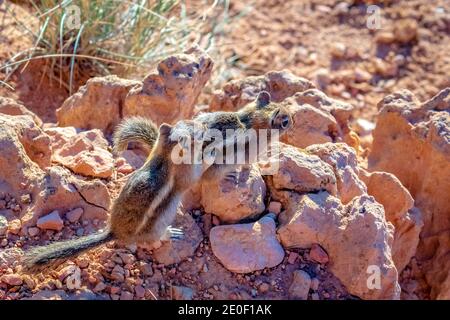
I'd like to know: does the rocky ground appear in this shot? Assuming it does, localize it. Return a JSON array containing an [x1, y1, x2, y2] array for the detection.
[[0, 0, 449, 300], [217, 0, 450, 122]]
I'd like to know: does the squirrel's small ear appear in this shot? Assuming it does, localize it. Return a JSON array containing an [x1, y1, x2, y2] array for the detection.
[[159, 123, 172, 136], [256, 91, 271, 109]]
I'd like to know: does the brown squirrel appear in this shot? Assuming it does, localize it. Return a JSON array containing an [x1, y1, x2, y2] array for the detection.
[[22, 120, 218, 269]]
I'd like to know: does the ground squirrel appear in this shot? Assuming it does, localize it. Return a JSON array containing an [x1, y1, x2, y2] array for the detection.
[[22, 120, 218, 269], [22, 92, 291, 269]]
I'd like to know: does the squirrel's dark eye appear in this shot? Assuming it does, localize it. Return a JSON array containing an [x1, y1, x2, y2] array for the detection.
[[281, 115, 290, 129]]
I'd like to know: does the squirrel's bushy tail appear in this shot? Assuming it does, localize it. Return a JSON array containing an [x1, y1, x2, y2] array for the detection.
[[113, 116, 158, 154], [22, 230, 114, 270]]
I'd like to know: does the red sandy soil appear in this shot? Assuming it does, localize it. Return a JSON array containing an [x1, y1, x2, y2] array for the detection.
[[2, 1, 450, 123], [217, 0, 450, 121]]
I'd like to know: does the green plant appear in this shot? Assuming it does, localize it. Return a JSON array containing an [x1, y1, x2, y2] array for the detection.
[[1, 0, 250, 94]]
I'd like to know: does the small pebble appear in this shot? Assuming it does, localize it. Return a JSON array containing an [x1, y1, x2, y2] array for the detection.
[[120, 291, 134, 300], [268, 201, 282, 214], [309, 244, 329, 264], [288, 251, 299, 264], [258, 282, 270, 293], [76, 228, 84, 237], [27, 227, 40, 237]]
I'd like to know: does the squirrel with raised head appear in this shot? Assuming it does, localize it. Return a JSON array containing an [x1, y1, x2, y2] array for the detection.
[[113, 91, 292, 178], [22, 120, 218, 269]]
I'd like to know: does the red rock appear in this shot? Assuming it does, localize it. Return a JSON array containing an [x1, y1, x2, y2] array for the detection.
[[51, 129, 113, 178], [310, 278, 320, 291], [118, 253, 136, 265], [44, 126, 77, 150], [93, 282, 107, 292], [265, 143, 337, 196], [22, 275, 36, 289], [354, 68, 372, 83], [287, 251, 299, 264], [135, 285, 145, 299], [210, 215, 284, 273], [258, 283, 270, 293], [0, 216, 7, 236], [58, 265, 77, 282], [37, 210, 64, 231], [8, 219, 21, 234], [310, 244, 329, 264], [288, 270, 311, 300], [110, 286, 121, 295], [369, 89, 450, 298], [139, 262, 153, 277], [210, 70, 314, 112], [57, 75, 140, 134], [277, 192, 399, 299], [75, 257, 90, 269], [58, 49, 212, 133], [65, 208, 83, 223], [20, 194, 31, 204], [268, 201, 282, 214], [376, 31, 395, 44], [330, 42, 346, 59], [201, 165, 266, 223], [118, 150, 145, 171], [124, 46, 213, 126], [27, 227, 40, 237], [0, 121, 111, 228], [111, 265, 125, 282], [171, 286, 194, 300], [1, 274, 23, 286], [212, 215, 220, 226], [0, 114, 51, 171], [152, 210, 203, 265], [0, 97, 43, 127], [284, 89, 354, 148], [53, 131, 114, 179], [120, 291, 134, 300], [360, 170, 422, 273], [313, 68, 331, 89], [393, 19, 418, 44], [65, 267, 81, 290], [305, 143, 366, 204], [374, 58, 398, 77], [115, 157, 134, 174]]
